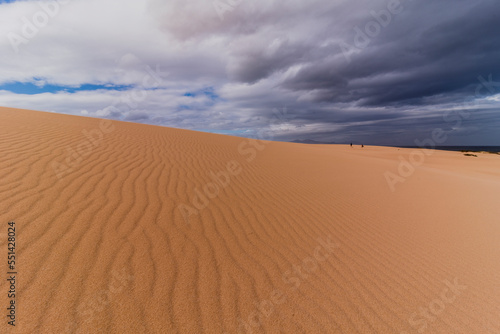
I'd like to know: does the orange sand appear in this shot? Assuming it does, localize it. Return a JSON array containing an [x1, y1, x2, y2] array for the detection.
[[1, 106, 499, 333]]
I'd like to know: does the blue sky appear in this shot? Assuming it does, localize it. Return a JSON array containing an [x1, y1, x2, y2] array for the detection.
[[0, 81, 132, 94]]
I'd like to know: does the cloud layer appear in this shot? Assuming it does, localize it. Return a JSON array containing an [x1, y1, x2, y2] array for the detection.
[[1, 0, 499, 145]]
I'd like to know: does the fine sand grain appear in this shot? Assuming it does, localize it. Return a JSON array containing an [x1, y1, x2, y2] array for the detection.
[[1, 106, 500, 333]]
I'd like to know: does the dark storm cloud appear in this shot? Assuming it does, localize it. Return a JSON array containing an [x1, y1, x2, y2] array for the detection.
[[275, 107, 500, 146], [229, 39, 309, 83], [280, 0, 500, 107]]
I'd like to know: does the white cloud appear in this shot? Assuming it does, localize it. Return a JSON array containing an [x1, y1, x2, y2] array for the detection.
[[0, 0, 498, 145]]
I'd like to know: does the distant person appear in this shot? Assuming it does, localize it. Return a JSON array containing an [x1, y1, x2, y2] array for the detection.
[[350, 143, 352, 147], [361, 144, 364, 148]]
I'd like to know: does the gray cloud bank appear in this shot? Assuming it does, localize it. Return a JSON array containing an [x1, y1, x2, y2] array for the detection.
[[0, 0, 499, 145]]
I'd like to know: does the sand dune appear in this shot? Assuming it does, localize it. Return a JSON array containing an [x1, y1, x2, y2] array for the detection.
[[1, 106, 500, 334]]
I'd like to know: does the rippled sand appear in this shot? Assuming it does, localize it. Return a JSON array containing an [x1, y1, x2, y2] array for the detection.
[[1, 107, 500, 333]]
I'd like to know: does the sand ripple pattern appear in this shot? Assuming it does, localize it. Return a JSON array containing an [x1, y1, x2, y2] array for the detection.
[[1, 107, 500, 334]]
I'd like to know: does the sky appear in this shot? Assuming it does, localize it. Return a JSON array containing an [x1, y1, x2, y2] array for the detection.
[[0, 0, 499, 145]]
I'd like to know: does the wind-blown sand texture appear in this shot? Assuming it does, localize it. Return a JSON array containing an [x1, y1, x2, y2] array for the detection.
[[1, 106, 500, 334]]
